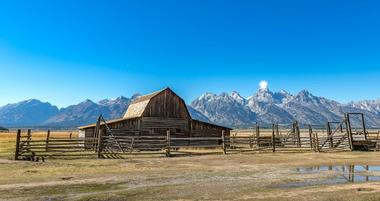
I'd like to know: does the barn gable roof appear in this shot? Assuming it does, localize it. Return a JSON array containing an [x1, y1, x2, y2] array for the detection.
[[123, 87, 191, 119], [123, 88, 166, 119]]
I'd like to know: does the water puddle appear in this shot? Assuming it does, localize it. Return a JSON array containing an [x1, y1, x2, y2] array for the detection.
[[276, 165, 380, 188]]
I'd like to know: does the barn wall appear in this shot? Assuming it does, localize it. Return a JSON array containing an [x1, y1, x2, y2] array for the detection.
[[190, 120, 230, 137], [142, 89, 190, 119], [105, 118, 141, 130], [84, 128, 95, 138], [141, 117, 189, 130]]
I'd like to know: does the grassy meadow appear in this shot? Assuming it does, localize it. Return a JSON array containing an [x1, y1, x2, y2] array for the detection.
[[1, 131, 380, 200]]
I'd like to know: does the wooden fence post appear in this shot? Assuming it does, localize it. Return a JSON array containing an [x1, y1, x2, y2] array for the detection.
[[345, 114, 354, 151], [230, 132, 235, 149], [315, 132, 320, 152], [275, 124, 279, 136], [45, 130, 50, 152], [166, 129, 171, 157], [94, 116, 101, 151], [14, 129, 21, 160], [97, 129, 103, 158], [361, 113, 368, 141], [308, 125, 313, 150], [26, 129, 31, 151], [256, 123, 260, 147], [249, 134, 253, 148], [295, 121, 301, 147], [272, 124, 276, 152], [222, 130, 226, 154], [326, 122, 333, 148]]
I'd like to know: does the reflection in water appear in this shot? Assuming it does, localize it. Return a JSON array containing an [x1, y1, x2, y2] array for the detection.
[[276, 165, 380, 188]]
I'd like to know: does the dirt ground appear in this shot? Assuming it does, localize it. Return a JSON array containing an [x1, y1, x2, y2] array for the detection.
[[1, 132, 380, 201]]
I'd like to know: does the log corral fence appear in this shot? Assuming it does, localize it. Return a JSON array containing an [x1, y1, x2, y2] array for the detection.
[[14, 129, 97, 161], [14, 112, 380, 161], [94, 119, 357, 158]]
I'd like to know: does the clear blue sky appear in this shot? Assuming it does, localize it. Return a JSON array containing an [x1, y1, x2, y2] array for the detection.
[[0, 0, 379, 108]]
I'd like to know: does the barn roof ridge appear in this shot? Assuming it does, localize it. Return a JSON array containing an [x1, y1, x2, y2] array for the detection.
[[130, 88, 168, 104]]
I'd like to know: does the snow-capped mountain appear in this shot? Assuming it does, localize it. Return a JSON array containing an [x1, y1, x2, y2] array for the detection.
[[191, 92, 256, 127], [0, 96, 210, 128], [1, 88, 380, 128], [347, 100, 380, 114], [191, 88, 380, 127]]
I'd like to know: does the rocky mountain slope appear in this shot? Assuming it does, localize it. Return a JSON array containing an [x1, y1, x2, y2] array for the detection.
[[191, 87, 380, 127], [0, 99, 59, 126], [1, 88, 380, 128]]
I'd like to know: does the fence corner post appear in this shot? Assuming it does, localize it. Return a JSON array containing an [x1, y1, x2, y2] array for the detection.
[[222, 130, 226, 154], [166, 129, 171, 157], [345, 114, 354, 151], [15, 129, 21, 160], [272, 124, 276, 152]]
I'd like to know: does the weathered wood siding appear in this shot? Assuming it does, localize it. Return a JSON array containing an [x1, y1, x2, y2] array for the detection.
[[191, 120, 230, 137], [142, 89, 191, 119], [84, 128, 95, 138], [141, 117, 189, 130]]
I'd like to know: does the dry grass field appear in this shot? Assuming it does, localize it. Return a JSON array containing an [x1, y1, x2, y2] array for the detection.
[[1, 131, 380, 201]]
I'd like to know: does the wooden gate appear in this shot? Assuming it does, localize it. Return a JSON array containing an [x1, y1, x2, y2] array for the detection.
[[227, 122, 315, 153]]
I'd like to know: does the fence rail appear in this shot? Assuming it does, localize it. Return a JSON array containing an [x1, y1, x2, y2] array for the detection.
[[14, 113, 380, 161]]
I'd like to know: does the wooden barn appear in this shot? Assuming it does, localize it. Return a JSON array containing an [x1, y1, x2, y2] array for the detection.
[[79, 88, 231, 148]]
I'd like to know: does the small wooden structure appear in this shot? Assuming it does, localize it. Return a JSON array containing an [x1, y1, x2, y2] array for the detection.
[[79, 88, 231, 149]]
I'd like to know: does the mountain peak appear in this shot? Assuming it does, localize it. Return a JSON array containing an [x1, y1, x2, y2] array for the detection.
[[98, 96, 129, 106], [254, 87, 274, 102], [78, 99, 96, 106], [231, 91, 243, 99], [298, 89, 312, 96], [230, 91, 246, 105], [198, 92, 216, 100], [279, 89, 290, 95]]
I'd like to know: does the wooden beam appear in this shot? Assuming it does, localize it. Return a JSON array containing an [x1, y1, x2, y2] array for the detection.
[[166, 129, 171, 157], [295, 121, 301, 147], [315, 132, 320, 152], [222, 130, 226, 154], [45, 130, 50, 152], [308, 125, 313, 150], [361, 113, 368, 141], [326, 122, 333, 149], [14, 129, 21, 160], [97, 128, 103, 158], [272, 124, 276, 152], [345, 113, 354, 151]]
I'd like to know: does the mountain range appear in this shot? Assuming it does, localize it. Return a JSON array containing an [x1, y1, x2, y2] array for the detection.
[[1, 87, 380, 128]]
